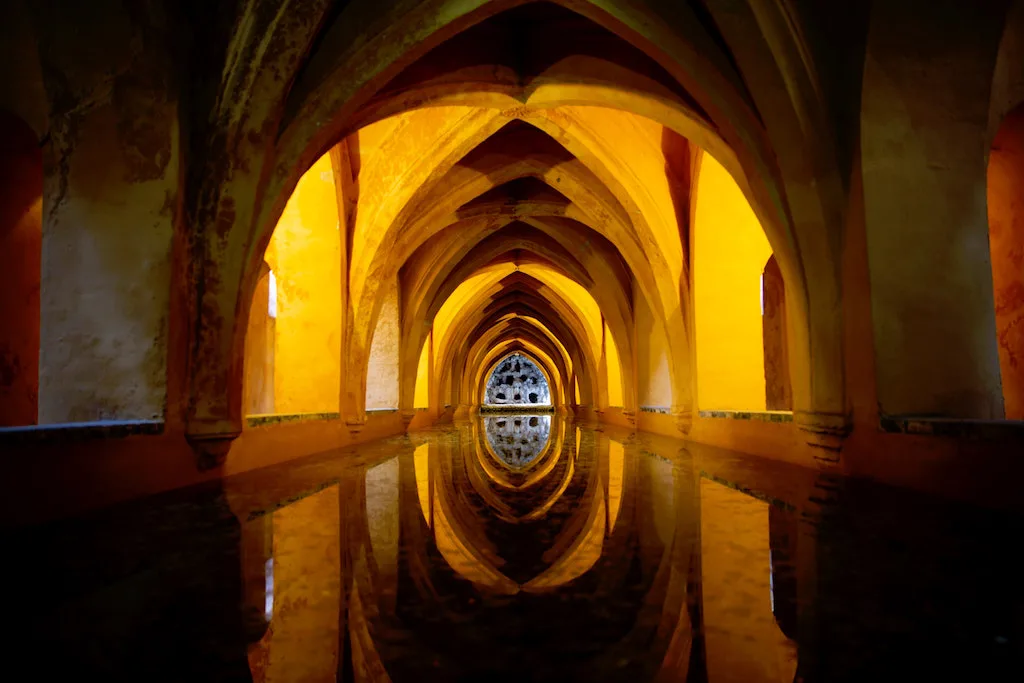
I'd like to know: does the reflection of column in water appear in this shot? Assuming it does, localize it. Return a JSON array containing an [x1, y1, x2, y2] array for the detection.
[[699, 479, 797, 683], [365, 458, 400, 612], [249, 486, 342, 683], [768, 505, 799, 641]]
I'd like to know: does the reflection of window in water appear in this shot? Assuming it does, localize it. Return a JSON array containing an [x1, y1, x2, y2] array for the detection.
[[484, 353, 551, 406], [484, 414, 552, 468], [264, 558, 274, 620]]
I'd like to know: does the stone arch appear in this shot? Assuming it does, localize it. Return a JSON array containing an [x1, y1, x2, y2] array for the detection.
[[468, 328, 571, 410], [398, 222, 630, 412], [187, 0, 848, 448], [446, 303, 596, 411], [435, 285, 601, 410]]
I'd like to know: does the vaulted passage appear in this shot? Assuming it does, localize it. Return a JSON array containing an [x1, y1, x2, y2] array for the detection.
[[4, 1, 1024, 680]]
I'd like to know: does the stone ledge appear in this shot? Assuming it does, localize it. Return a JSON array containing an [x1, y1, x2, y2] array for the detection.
[[479, 405, 556, 414], [365, 408, 399, 414], [879, 416, 1024, 439], [245, 412, 340, 428], [698, 410, 794, 423], [639, 406, 671, 414], [0, 419, 165, 443], [700, 471, 798, 512]]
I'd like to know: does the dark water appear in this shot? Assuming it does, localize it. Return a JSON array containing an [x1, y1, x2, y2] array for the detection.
[[9, 416, 1024, 681]]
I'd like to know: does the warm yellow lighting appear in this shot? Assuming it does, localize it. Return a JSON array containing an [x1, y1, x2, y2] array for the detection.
[[605, 322, 624, 408], [694, 153, 772, 411], [433, 494, 519, 594], [523, 495, 605, 590], [414, 335, 431, 409], [265, 153, 341, 413]]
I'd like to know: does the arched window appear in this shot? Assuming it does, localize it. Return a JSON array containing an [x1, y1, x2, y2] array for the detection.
[[483, 353, 551, 406]]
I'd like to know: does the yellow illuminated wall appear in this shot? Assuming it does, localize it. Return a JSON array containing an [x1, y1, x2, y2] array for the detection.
[[605, 322, 624, 408], [365, 275, 401, 410], [265, 154, 341, 414], [694, 153, 772, 411], [414, 333, 431, 409]]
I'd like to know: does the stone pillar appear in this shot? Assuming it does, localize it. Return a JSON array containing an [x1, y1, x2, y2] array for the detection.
[[861, 0, 1008, 419]]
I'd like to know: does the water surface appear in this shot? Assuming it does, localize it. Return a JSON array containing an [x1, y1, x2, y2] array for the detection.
[[10, 416, 1024, 681]]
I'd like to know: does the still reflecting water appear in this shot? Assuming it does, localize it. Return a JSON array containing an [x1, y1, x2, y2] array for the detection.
[[483, 413, 551, 469], [10, 416, 1024, 681]]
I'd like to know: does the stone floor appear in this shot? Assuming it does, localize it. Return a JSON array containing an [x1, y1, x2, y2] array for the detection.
[[8, 416, 1024, 681]]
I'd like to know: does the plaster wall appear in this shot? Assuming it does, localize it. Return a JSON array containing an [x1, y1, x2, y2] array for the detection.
[[243, 267, 276, 415], [366, 276, 400, 410], [604, 322, 624, 408], [635, 286, 672, 409], [861, 0, 1007, 418], [414, 335, 431, 409], [265, 155, 341, 414], [35, 4, 178, 423], [694, 154, 772, 412]]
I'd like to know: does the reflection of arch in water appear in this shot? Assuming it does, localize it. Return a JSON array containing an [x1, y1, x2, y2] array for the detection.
[[482, 352, 552, 407], [483, 414, 552, 469], [468, 416, 573, 523]]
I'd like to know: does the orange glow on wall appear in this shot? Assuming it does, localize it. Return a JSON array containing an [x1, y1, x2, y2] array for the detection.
[[414, 334, 431, 409], [265, 153, 341, 414], [694, 153, 772, 411], [604, 322, 624, 407], [988, 105, 1024, 420]]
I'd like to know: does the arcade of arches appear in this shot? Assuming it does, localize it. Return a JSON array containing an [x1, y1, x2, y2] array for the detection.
[[2, 0, 1024, 519]]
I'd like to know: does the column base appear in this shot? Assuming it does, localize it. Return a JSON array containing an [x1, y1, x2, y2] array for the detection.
[[345, 415, 366, 435], [795, 410, 851, 465], [186, 431, 238, 470], [672, 409, 694, 436]]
